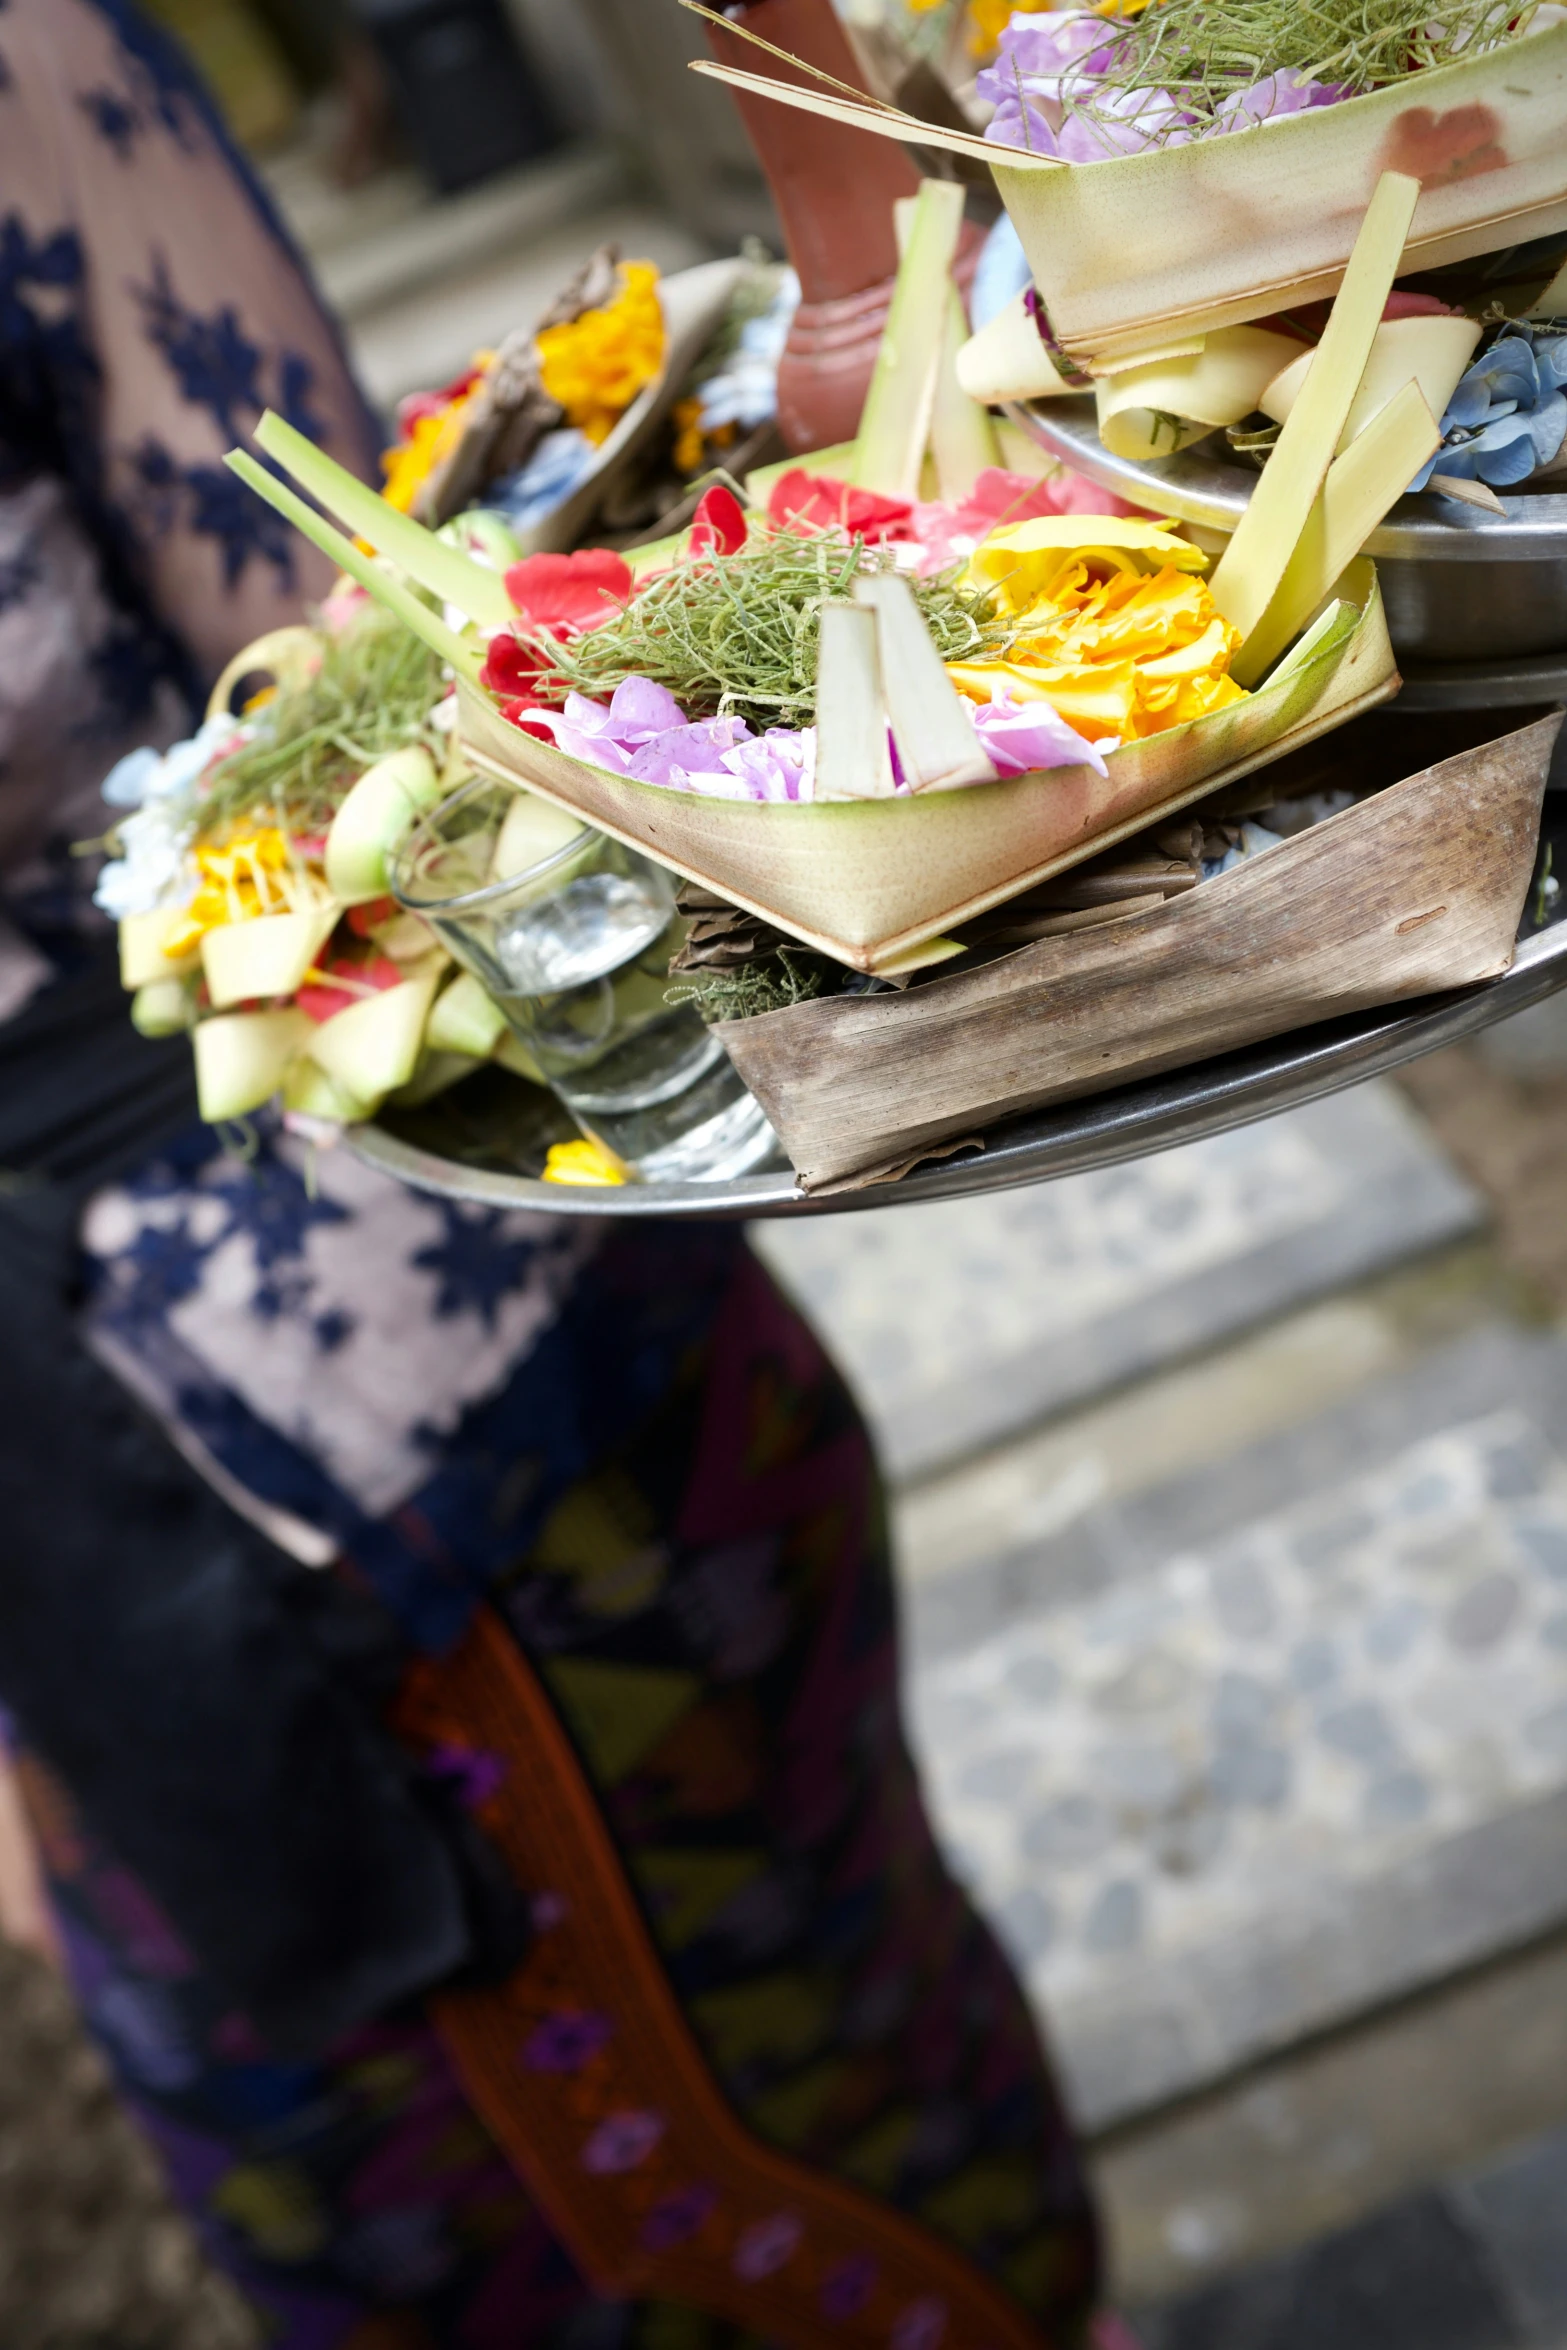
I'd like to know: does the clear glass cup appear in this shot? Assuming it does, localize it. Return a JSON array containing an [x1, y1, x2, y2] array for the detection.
[[390, 781, 777, 1183]]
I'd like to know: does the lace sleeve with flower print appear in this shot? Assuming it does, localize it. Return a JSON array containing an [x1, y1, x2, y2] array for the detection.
[[0, 0, 383, 967]]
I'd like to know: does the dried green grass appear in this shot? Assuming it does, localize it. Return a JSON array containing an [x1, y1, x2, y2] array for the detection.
[[532, 527, 1010, 733], [667, 947, 832, 1021], [201, 605, 444, 839]]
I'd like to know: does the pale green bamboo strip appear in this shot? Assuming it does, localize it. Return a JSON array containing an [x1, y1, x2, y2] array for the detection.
[[1209, 170, 1420, 643], [224, 452, 485, 682]]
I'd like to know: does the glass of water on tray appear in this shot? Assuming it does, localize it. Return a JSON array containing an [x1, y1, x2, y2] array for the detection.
[[391, 780, 777, 1183]]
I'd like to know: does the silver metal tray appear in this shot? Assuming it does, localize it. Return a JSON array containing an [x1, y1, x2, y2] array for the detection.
[[1008, 397, 1567, 672], [354, 814, 1567, 1221]]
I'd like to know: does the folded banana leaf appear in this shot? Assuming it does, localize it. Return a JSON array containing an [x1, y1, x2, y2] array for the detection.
[[717, 706, 1560, 1192]]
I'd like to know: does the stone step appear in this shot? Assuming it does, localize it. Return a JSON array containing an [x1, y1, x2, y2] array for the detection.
[[262, 140, 627, 318], [258, 135, 706, 408], [1136, 2115, 1567, 2350], [1098, 1925, 1567, 2307], [755, 1083, 1485, 1486], [900, 1323, 1567, 2134]]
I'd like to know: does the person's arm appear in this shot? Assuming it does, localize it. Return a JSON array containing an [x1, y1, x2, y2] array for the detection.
[[0, 0, 384, 685]]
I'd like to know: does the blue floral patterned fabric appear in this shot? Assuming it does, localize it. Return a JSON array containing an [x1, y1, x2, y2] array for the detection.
[[0, 0, 379, 1003]]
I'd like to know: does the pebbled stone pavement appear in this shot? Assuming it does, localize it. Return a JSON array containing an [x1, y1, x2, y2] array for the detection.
[[906, 1326, 1567, 2127]]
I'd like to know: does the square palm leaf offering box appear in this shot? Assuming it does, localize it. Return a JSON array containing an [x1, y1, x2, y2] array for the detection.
[[110, 166, 1555, 1191], [690, 0, 1567, 366]]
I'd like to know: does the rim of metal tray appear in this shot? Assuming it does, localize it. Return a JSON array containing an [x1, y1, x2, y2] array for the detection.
[[1006, 397, 1567, 563]]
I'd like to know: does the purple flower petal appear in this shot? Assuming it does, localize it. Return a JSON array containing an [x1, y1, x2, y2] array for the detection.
[[1213, 69, 1336, 129], [519, 697, 636, 772], [970, 691, 1107, 777], [607, 675, 689, 739], [984, 97, 1065, 153], [986, 9, 1108, 80], [721, 727, 816, 802], [821, 2255, 878, 2320], [426, 1741, 508, 1810], [627, 716, 753, 787]]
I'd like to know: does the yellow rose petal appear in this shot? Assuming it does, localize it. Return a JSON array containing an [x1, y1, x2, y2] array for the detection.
[[543, 1139, 629, 1188]]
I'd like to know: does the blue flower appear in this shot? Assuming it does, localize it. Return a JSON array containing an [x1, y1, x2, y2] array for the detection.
[[1413, 324, 1567, 492], [489, 430, 595, 533]]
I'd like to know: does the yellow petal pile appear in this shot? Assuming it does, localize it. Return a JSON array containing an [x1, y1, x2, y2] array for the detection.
[[949, 517, 1247, 743], [162, 829, 324, 959], [537, 262, 667, 448]]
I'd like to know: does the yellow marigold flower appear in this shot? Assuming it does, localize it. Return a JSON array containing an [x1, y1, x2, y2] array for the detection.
[[949, 656, 1141, 740], [380, 352, 495, 513], [161, 829, 309, 959], [671, 396, 707, 477], [538, 262, 667, 448]]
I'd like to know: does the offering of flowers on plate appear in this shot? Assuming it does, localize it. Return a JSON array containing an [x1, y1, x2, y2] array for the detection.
[[98, 599, 557, 1133], [218, 173, 1412, 974], [382, 243, 802, 550]]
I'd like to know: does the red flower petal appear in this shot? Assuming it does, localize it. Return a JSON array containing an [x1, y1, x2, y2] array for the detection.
[[767, 469, 915, 545], [504, 549, 634, 634], [297, 953, 405, 1026], [482, 631, 549, 699], [689, 484, 749, 556], [346, 898, 396, 938], [297, 983, 355, 1025], [396, 365, 484, 436]]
